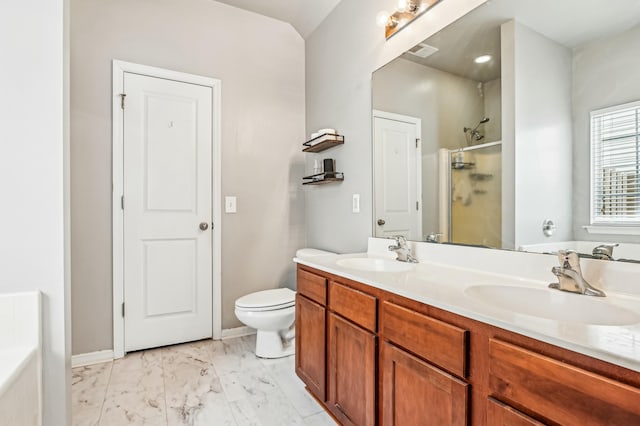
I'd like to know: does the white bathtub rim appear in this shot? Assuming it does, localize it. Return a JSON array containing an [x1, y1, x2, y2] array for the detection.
[[0, 345, 37, 397]]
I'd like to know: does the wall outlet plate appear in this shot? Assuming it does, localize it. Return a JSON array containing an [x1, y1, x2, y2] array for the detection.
[[352, 194, 360, 213]]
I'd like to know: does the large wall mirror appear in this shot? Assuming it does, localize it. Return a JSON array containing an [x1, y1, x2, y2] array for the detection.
[[372, 0, 640, 262]]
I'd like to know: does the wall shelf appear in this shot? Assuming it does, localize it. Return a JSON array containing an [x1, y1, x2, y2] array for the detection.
[[469, 173, 493, 181], [302, 133, 344, 153], [302, 172, 344, 185]]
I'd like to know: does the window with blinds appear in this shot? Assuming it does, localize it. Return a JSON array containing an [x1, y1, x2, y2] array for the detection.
[[591, 100, 640, 225]]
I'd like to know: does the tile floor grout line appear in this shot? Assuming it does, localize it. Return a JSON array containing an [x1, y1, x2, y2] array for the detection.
[[160, 348, 170, 426], [96, 360, 114, 426]]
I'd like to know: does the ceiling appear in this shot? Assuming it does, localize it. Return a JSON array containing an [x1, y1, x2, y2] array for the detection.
[[214, 0, 342, 39], [401, 0, 640, 82]]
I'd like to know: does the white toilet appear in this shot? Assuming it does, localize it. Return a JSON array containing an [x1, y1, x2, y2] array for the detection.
[[234, 248, 334, 358]]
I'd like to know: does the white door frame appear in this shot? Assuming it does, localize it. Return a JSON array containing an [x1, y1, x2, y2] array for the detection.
[[372, 110, 422, 239], [112, 60, 222, 359]]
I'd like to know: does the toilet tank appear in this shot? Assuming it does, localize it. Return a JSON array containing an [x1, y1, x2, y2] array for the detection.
[[288, 248, 335, 291], [295, 248, 335, 259]]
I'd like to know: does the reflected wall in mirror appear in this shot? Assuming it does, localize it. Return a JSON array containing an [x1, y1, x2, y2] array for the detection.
[[372, 0, 640, 261]]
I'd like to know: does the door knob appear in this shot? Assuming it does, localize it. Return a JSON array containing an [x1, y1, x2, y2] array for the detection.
[[199, 222, 209, 231], [377, 219, 386, 226]]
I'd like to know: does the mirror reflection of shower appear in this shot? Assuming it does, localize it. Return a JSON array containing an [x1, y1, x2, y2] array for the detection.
[[452, 117, 490, 170], [463, 117, 490, 145], [440, 141, 502, 248]]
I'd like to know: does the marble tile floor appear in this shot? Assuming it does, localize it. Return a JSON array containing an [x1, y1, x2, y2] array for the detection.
[[72, 335, 336, 426]]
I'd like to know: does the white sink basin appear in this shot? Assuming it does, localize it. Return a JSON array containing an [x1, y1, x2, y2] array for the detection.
[[336, 257, 414, 273], [465, 285, 640, 326]]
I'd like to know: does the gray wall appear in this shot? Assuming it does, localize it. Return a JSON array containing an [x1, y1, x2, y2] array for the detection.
[[501, 20, 573, 248], [71, 0, 306, 354], [1, 0, 71, 423], [572, 25, 640, 242], [305, 0, 487, 253]]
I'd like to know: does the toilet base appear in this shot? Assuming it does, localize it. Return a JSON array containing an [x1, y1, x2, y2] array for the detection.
[[255, 330, 295, 359]]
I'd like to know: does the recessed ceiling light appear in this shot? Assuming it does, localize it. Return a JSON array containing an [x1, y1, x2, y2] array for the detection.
[[474, 55, 492, 64]]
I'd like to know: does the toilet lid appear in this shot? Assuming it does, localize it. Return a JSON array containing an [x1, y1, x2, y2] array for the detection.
[[235, 288, 296, 310]]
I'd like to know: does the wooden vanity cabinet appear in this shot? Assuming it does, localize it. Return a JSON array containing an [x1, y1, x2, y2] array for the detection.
[[328, 312, 376, 425], [382, 341, 469, 425], [327, 281, 378, 426], [486, 398, 544, 426], [380, 300, 470, 425], [295, 265, 640, 425], [488, 338, 640, 425], [295, 268, 328, 401]]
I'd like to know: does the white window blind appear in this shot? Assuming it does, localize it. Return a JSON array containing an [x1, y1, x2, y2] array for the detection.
[[591, 100, 640, 224]]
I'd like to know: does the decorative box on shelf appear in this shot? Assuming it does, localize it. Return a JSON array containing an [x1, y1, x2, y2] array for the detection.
[[302, 171, 345, 185], [302, 133, 344, 153]]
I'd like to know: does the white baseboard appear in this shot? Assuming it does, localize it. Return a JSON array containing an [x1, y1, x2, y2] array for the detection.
[[72, 349, 114, 368], [221, 326, 255, 339], [72, 331, 253, 366]]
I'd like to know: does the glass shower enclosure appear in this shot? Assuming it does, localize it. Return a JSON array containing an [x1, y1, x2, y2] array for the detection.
[[448, 141, 502, 247]]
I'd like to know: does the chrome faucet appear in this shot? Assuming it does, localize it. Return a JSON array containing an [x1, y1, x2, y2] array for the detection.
[[549, 250, 605, 297], [388, 236, 418, 263], [592, 243, 619, 261], [425, 232, 442, 243]]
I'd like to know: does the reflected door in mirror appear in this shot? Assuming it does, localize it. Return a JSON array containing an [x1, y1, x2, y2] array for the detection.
[[373, 111, 422, 240]]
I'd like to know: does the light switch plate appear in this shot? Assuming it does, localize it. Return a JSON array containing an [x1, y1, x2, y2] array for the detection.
[[352, 194, 360, 213], [225, 196, 237, 213]]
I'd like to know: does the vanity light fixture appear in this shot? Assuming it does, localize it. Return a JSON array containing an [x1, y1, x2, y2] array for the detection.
[[474, 54, 492, 64], [378, 0, 444, 39]]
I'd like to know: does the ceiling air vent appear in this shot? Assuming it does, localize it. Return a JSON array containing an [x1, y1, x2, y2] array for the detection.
[[407, 43, 439, 58]]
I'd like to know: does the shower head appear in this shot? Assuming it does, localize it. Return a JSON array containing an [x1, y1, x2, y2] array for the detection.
[[463, 117, 490, 142], [471, 117, 490, 132]]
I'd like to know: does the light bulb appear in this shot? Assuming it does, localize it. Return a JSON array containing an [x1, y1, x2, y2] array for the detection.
[[397, 0, 408, 12], [376, 10, 390, 28], [474, 55, 492, 64]]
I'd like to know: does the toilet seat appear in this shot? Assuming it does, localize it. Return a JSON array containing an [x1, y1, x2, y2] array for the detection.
[[235, 288, 295, 312]]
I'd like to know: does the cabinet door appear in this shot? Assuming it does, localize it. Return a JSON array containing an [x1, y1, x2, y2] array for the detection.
[[328, 313, 376, 426], [487, 398, 545, 426], [295, 295, 326, 401], [382, 341, 468, 426]]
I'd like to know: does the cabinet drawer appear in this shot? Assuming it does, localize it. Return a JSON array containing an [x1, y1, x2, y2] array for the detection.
[[329, 281, 377, 332], [381, 301, 467, 378], [297, 268, 327, 305], [489, 339, 640, 425], [487, 398, 544, 426]]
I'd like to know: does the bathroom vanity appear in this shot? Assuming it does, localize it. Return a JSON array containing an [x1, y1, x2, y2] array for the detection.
[[294, 239, 640, 425]]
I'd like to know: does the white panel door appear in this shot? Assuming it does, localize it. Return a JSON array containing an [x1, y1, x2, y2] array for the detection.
[[373, 113, 421, 240], [123, 72, 212, 352]]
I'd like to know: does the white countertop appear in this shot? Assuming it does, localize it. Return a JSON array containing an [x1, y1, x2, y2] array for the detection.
[[294, 244, 640, 373]]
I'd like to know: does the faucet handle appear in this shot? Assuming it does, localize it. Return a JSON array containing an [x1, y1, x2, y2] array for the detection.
[[391, 235, 407, 245], [558, 250, 580, 270], [592, 243, 618, 260], [425, 232, 442, 243]]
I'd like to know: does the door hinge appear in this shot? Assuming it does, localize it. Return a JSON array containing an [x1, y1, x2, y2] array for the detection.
[[120, 93, 127, 110], [121, 302, 125, 317], [416, 201, 419, 210], [416, 138, 420, 148], [121, 195, 125, 210]]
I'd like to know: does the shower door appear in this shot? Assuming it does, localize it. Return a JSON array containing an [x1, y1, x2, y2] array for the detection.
[[449, 142, 502, 247]]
